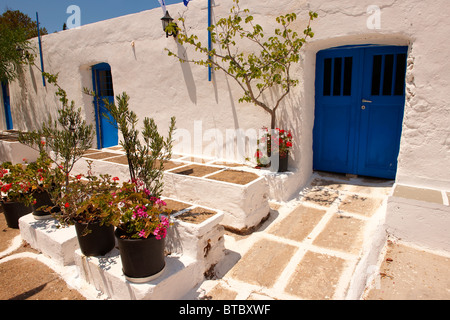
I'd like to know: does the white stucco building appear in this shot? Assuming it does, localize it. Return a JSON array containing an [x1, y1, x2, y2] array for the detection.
[[1, 1, 449, 249]]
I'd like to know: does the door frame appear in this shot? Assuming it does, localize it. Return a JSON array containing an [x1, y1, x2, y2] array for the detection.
[[313, 44, 408, 179]]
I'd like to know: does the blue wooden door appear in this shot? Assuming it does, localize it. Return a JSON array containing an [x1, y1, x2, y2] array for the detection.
[[313, 45, 407, 179], [92, 63, 118, 149], [1, 82, 13, 130]]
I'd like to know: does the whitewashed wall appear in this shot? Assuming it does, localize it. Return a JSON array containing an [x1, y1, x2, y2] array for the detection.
[[3, 0, 450, 196]]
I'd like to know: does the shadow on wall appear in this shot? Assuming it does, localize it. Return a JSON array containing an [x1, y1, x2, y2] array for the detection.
[[176, 42, 197, 104], [80, 64, 98, 148], [12, 68, 39, 131]]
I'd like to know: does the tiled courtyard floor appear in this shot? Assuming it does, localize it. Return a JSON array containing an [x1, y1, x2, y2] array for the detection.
[[1, 156, 449, 299], [192, 172, 450, 300]]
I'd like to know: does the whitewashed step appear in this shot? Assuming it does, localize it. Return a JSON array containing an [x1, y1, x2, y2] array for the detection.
[[74, 248, 203, 300], [19, 213, 78, 266]]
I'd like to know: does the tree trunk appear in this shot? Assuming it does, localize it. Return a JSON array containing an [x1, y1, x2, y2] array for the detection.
[[270, 111, 276, 130]]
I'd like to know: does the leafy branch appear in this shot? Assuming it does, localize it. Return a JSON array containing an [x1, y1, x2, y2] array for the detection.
[[166, 0, 317, 129]]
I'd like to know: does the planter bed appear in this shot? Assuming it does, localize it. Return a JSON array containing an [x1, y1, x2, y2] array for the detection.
[[72, 152, 270, 232], [164, 197, 225, 276], [163, 167, 270, 232]]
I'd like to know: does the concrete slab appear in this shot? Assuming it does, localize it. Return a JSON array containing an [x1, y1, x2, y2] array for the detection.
[[364, 241, 450, 300], [284, 251, 346, 299], [228, 238, 297, 288], [313, 214, 366, 255], [393, 185, 443, 204], [302, 187, 339, 207], [203, 283, 238, 300], [338, 194, 383, 217], [268, 205, 326, 242]]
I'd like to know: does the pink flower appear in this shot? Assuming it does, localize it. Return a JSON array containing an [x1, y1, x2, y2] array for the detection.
[[138, 229, 147, 238], [156, 198, 166, 208]]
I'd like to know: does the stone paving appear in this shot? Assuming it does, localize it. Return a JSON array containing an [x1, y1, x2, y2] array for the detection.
[[2, 164, 450, 300], [193, 172, 395, 300]]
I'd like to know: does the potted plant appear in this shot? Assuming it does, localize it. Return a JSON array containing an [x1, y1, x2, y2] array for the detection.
[[54, 164, 120, 257], [0, 161, 34, 228], [255, 127, 293, 172], [113, 181, 171, 283], [86, 90, 176, 282], [25, 150, 64, 220]]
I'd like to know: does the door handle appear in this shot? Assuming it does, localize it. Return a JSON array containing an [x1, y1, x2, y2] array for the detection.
[[362, 99, 372, 103]]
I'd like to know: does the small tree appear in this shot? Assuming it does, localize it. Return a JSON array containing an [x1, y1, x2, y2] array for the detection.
[[84, 89, 176, 198], [0, 9, 48, 82], [19, 72, 94, 187], [166, 0, 317, 129]]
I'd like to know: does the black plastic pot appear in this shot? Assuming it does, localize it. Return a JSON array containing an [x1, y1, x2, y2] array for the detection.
[[115, 228, 166, 283], [32, 190, 58, 220], [1, 201, 32, 229], [278, 153, 289, 172], [74, 220, 115, 256]]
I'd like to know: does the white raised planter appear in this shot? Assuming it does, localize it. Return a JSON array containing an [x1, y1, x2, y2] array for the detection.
[[18, 214, 79, 266], [163, 167, 270, 232], [165, 201, 225, 274], [0, 139, 39, 164]]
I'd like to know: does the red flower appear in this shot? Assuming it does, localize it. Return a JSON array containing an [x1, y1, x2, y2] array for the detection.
[[112, 177, 119, 181], [64, 203, 70, 208], [76, 174, 82, 180], [286, 141, 292, 147]]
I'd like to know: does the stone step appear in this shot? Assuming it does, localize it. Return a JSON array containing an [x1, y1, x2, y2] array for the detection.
[[74, 249, 203, 300], [19, 213, 78, 266]]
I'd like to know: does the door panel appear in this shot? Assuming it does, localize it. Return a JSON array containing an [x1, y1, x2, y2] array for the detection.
[[313, 45, 407, 179], [92, 63, 118, 149], [1, 82, 13, 130], [313, 48, 361, 175]]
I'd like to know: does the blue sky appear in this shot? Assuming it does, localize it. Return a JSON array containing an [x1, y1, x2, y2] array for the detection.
[[0, 0, 185, 33]]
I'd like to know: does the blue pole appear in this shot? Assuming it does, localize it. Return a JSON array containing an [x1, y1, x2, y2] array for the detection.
[[36, 12, 46, 87], [208, 0, 212, 81]]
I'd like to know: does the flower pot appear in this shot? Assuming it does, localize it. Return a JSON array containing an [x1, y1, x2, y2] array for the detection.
[[278, 153, 289, 172], [115, 228, 166, 283], [1, 200, 32, 229], [74, 220, 115, 257], [32, 190, 58, 220]]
